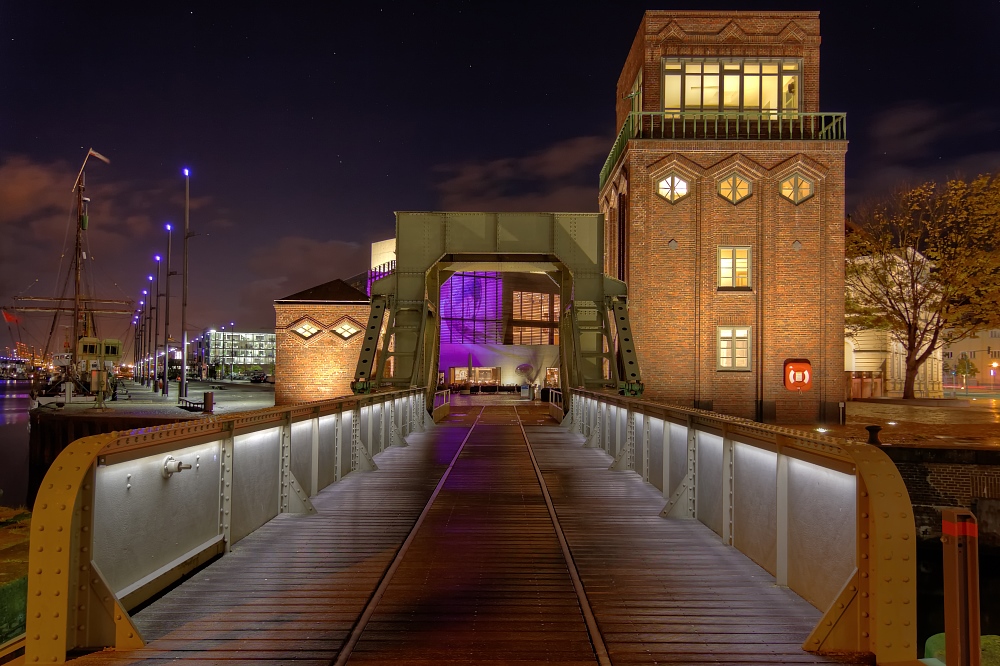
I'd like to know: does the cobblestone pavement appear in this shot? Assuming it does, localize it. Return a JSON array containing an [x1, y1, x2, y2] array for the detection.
[[790, 398, 1000, 448], [44, 378, 276, 420]]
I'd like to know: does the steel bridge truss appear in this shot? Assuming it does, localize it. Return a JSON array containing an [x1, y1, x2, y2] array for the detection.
[[351, 212, 642, 408]]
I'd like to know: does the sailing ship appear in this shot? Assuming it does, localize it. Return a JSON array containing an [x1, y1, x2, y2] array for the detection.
[[5, 149, 133, 403]]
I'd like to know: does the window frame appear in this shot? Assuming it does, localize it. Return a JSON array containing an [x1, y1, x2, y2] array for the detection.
[[717, 173, 752, 205], [717, 325, 752, 371], [662, 57, 802, 114], [655, 173, 691, 204], [779, 173, 814, 205], [717, 246, 752, 291]]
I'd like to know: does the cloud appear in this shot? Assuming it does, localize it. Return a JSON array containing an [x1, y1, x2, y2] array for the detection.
[[850, 101, 1000, 206], [433, 136, 608, 212], [243, 236, 369, 302]]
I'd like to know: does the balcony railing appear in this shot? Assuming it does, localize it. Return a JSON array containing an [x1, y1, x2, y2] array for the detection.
[[599, 110, 847, 190]]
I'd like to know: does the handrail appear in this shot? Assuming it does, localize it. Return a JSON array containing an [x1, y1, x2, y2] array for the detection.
[[568, 388, 916, 665], [599, 110, 847, 190], [547, 388, 564, 422], [25, 388, 426, 663], [432, 388, 451, 422]]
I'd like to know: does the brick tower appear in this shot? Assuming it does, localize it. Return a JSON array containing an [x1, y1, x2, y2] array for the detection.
[[601, 11, 846, 423]]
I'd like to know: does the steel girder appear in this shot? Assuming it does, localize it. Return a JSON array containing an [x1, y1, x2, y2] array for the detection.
[[352, 212, 642, 407]]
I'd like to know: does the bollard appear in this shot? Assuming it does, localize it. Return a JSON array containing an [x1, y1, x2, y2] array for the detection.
[[203, 391, 214, 414], [864, 424, 883, 445], [942, 508, 981, 666]]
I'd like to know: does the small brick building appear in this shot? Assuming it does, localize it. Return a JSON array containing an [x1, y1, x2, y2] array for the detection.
[[273, 279, 370, 405], [601, 11, 847, 422]]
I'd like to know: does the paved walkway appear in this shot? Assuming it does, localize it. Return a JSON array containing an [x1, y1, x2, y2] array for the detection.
[[72, 405, 858, 665]]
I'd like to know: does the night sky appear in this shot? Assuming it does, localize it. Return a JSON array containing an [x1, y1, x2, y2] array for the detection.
[[2, 2, 1000, 355]]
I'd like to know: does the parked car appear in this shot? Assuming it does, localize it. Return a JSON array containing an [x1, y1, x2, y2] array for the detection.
[[248, 370, 267, 383]]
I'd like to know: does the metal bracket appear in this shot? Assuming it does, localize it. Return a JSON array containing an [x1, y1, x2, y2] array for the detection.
[[660, 475, 693, 518]]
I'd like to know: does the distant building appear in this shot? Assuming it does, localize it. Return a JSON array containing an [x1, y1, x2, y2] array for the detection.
[[942, 329, 1000, 389], [844, 330, 943, 399], [600, 10, 847, 421], [193, 329, 276, 379]]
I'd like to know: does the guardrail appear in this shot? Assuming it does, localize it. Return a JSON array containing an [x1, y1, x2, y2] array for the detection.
[[432, 389, 451, 422], [25, 388, 426, 663], [567, 389, 916, 665], [548, 388, 565, 423], [599, 110, 847, 190]]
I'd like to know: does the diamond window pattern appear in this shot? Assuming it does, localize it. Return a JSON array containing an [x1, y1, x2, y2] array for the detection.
[[292, 322, 320, 339], [656, 174, 690, 203], [780, 174, 814, 204], [333, 320, 361, 340], [718, 173, 752, 204]]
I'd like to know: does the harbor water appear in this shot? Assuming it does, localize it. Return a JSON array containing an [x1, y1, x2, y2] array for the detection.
[[0, 379, 30, 508]]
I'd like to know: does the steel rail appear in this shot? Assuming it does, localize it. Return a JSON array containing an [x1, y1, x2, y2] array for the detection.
[[514, 406, 612, 666], [331, 406, 486, 666]]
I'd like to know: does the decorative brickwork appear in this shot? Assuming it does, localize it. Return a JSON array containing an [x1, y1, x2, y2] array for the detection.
[[274, 303, 370, 405], [603, 11, 844, 423]]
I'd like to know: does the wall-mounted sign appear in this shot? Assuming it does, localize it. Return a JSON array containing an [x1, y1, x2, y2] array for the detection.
[[784, 359, 812, 391]]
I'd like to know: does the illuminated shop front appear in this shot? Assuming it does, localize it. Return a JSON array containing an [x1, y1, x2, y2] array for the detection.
[[437, 271, 561, 387]]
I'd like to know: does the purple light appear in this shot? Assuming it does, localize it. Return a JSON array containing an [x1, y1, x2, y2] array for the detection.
[[183, 168, 190, 177], [142, 290, 148, 295], [139, 300, 144, 305], [148, 275, 153, 281], [165, 223, 172, 231], [439, 272, 502, 344], [154, 255, 161, 262]]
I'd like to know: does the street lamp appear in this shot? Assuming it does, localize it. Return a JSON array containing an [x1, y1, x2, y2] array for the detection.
[[145, 280, 153, 388], [153, 259, 161, 390], [992, 361, 998, 392], [180, 168, 191, 399], [229, 321, 235, 380], [163, 224, 174, 396]]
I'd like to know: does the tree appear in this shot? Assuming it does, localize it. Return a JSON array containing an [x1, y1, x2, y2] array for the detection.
[[846, 175, 1000, 399], [955, 356, 978, 387]]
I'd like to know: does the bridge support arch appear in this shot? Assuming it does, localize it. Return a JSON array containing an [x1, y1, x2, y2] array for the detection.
[[351, 212, 643, 408]]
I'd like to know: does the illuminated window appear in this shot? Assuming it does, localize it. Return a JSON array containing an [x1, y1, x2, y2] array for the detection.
[[663, 58, 801, 113], [513, 326, 558, 345], [780, 174, 814, 204], [332, 319, 361, 340], [440, 272, 503, 344], [656, 174, 689, 203], [718, 327, 751, 370], [718, 174, 751, 204], [512, 291, 560, 322], [718, 247, 751, 289], [293, 322, 320, 339], [545, 367, 560, 387]]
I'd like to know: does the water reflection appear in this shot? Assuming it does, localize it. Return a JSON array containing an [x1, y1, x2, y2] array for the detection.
[[0, 380, 31, 508]]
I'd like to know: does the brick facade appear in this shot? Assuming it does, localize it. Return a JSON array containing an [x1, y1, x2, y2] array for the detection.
[[273, 303, 370, 405], [882, 447, 1000, 546], [603, 11, 845, 423]]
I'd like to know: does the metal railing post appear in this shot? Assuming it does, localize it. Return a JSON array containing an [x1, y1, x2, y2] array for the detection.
[[942, 508, 982, 666]]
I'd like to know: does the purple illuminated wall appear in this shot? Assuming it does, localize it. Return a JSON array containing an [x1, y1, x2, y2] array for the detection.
[[439, 272, 502, 344]]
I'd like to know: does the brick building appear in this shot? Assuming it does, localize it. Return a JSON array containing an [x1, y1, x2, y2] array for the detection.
[[273, 279, 370, 405], [601, 11, 847, 422]]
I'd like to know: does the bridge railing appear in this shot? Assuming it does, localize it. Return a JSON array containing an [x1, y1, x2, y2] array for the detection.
[[25, 388, 426, 664], [432, 388, 451, 422], [567, 389, 917, 665]]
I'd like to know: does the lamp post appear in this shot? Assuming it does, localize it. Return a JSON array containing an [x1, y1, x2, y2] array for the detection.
[[219, 326, 225, 380], [229, 321, 235, 380], [180, 168, 191, 398], [163, 224, 174, 396], [145, 282, 153, 387], [152, 259, 161, 390], [992, 361, 998, 392]]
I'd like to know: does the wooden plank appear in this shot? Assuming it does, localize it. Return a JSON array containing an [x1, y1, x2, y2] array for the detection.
[[522, 424, 864, 666]]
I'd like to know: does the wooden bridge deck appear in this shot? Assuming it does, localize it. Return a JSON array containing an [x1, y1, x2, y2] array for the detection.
[[73, 404, 861, 665]]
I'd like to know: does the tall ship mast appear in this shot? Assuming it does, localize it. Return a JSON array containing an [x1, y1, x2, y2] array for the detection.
[[8, 149, 133, 384]]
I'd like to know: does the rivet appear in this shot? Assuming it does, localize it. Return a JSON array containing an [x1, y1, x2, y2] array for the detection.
[[884, 576, 892, 582], [54, 591, 60, 596], [116, 614, 122, 620], [884, 620, 892, 625], [38, 525, 44, 532], [849, 586, 857, 592], [862, 631, 869, 637], [862, 612, 869, 618], [36, 568, 42, 575], [33, 634, 40, 640]]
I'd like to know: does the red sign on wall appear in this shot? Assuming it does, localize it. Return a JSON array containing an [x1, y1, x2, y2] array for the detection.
[[784, 359, 812, 391]]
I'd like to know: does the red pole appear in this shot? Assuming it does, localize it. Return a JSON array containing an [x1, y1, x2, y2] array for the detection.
[[942, 508, 981, 666]]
